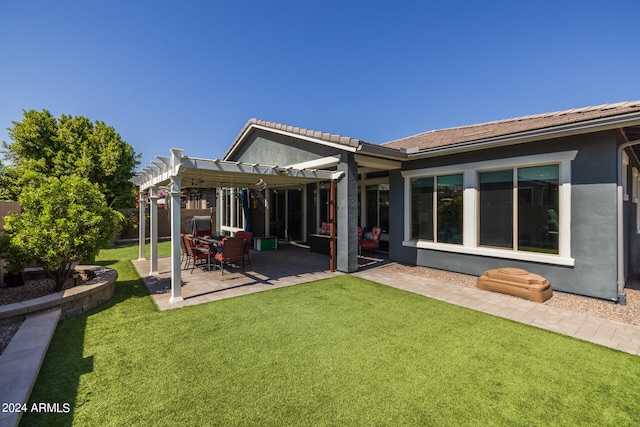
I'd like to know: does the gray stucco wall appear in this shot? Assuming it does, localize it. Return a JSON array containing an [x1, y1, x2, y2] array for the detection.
[[232, 129, 340, 166], [337, 153, 359, 272], [389, 131, 624, 301]]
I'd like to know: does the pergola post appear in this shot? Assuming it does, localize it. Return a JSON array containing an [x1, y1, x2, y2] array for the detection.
[[149, 185, 159, 275], [138, 189, 146, 261], [169, 176, 183, 303], [169, 148, 184, 304]]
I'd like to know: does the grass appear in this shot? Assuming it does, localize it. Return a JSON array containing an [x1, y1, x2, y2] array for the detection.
[[22, 242, 640, 426]]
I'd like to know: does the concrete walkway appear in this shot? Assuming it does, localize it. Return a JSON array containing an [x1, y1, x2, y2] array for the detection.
[[353, 267, 640, 356], [0, 309, 61, 427]]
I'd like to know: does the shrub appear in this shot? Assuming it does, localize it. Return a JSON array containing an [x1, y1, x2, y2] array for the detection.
[[0, 176, 119, 290]]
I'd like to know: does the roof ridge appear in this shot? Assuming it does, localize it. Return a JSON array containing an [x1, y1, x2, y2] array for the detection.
[[383, 100, 640, 146]]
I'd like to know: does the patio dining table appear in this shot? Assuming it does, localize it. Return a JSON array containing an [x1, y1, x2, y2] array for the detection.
[[193, 235, 224, 271]]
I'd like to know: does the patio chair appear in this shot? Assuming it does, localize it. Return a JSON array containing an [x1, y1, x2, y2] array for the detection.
[[214, 237, 245, 275], [184, 236, 210, 273], [180, 234, 189, 269], [359, 226, 381, 254], [235, 231, 253, 266]]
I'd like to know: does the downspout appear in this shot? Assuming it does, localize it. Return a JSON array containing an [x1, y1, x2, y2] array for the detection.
[[616, 139, 640, 305]]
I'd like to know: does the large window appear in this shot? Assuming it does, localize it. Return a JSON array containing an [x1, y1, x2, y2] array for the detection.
[[517, 165, 559, 253], [437, 174, 463, 244], [411, 177, 434, 240], [478, 165, 559, 254], [403, 151, 576, 266], [221, 188, 244, 230], [479, 170, 513, 248], [411, 174, 463, 244]]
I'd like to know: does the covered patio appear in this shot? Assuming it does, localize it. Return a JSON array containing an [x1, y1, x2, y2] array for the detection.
[[131, 148, 343, 304], [132, 242, 389, 310]]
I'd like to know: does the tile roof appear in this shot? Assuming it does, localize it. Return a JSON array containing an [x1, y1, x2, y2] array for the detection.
[[241, 118, 364, 148], [382, 101, 640, 152]]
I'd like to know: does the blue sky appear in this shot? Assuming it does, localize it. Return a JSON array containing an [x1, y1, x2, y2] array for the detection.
[[1, 0, 639, 169]]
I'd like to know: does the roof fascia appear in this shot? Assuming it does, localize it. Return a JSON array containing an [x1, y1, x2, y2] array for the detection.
[[354, 153, 402, 170], [356, 142, 407, 160], [285, 156, 341, 170], [406, 111, 640, 160]]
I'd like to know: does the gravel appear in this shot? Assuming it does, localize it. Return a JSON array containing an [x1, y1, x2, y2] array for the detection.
[[0, 273, 88, 356], [0, 320, 22, 355]]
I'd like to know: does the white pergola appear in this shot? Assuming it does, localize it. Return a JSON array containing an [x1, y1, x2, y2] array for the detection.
[[131, 148, 343, 303]]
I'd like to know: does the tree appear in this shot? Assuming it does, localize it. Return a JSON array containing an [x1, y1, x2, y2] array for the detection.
[[2, 109, 140, 207], [0, 160, 16, 201], [0, 176, 120, 291]]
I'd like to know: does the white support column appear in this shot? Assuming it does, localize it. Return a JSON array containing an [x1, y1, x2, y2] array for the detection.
[[169, 176, 183, 303], [216, 188, 223, 233], [138, 189, 146, 260], [149, 186, 159, 275], [169, 148, 184, 304], [230, 188, 237, 228]]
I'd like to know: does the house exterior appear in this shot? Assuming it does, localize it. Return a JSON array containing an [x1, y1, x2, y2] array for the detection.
[[133, 101, 640, 304]]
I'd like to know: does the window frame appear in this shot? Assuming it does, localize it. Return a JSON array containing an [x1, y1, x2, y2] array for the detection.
[[402, 150, 577, 267], [409, 173, 464, 244], [220, 187, 245, 233]]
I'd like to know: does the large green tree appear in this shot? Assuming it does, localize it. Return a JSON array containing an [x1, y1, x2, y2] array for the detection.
[[2, 109, 140, 207], [0, 176, 120, 290]]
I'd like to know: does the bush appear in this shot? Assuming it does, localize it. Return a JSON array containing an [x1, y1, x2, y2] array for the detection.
[[0, 176, 120, 290]]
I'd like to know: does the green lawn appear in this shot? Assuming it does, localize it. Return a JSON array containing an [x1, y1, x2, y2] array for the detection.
[[22, 242, 640, 426]]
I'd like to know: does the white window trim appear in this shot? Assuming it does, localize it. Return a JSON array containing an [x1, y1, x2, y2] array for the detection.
[[220, 187, 245, 233], [402, 150, 578, 267]]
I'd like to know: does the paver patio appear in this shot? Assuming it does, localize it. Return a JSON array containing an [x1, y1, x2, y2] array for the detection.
[[132, 243, 387, 310]]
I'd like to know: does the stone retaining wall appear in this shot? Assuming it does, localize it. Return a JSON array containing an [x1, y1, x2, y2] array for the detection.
[[0, 266, 118, 324]]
